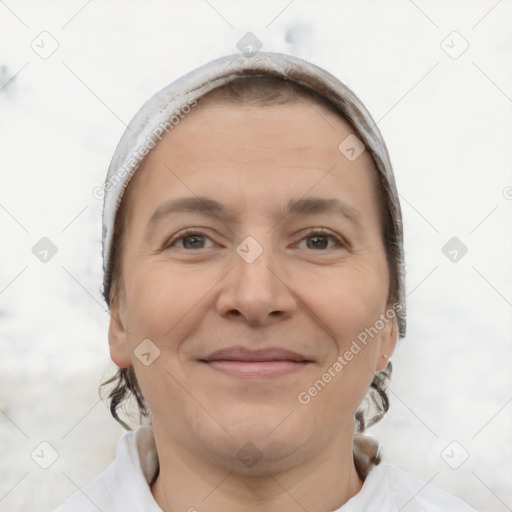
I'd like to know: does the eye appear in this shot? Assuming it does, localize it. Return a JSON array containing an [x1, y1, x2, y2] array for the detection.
[[165, 229, 214, 250], [164, 228, 347, 251], [296, 229, 346, 250]]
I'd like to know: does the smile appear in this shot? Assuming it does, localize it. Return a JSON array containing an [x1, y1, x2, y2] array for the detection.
[[203, 359, 311, 378], [200, 347, 313, 378]]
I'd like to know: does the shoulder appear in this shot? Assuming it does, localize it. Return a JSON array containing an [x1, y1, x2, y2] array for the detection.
[[383, 463, 477, 511], [53, 463, 115, 512], [344, 461, 478, 512], [53, 425, 159, 512]]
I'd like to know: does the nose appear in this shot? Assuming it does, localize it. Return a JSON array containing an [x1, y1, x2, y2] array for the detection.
[[216, 236, 297, 326]]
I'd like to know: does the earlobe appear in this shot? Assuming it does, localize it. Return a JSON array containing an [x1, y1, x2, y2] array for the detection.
[[108, 297, 133, 369], [376, 316, 399, 372]]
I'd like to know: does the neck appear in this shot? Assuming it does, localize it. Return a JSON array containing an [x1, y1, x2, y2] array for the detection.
[[150, 422, 364, 512]]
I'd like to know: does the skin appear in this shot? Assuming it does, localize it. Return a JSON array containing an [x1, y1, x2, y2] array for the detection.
[[108, 98, 398, 512]]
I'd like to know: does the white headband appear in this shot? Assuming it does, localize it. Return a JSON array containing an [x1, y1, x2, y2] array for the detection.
[[101, 51, 407, 338]]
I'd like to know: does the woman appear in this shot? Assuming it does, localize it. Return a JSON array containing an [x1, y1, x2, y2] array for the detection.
[[55, 51, 476, 511]]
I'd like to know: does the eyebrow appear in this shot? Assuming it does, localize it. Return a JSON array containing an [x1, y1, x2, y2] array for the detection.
[[146, 196, 362, 231]]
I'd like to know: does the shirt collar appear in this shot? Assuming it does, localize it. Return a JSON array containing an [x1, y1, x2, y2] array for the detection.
[[113, 425, 383, 511]]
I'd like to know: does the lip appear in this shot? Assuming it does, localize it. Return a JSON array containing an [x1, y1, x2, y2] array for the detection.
[[200, 347, 312, 378]]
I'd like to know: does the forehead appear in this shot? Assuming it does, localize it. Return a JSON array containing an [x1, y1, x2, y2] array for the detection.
[[123, 100, 380, 224]]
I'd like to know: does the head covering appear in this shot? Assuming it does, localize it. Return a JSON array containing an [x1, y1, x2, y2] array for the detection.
[[101, 51, 406, 339]]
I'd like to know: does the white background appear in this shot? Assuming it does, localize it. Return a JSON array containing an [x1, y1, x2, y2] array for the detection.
[[0, 1, 511, 511]]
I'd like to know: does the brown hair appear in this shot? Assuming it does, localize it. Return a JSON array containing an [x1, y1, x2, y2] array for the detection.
[[100, 75, 396, 432]]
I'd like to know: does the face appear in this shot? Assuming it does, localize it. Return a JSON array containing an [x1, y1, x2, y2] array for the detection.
[[108, 98, 398, 474]]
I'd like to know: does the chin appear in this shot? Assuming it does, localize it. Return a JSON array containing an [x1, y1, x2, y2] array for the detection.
[[208, 432, 310, 477], [202, 406, 312, 470], [221, 402, 297, 436]]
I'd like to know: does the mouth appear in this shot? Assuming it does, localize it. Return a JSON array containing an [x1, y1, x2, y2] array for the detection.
[[199, 347, 313, 378]]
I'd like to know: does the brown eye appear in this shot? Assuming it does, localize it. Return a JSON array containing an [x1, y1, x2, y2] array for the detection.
[[165, 230, 214, 250], [297, 230, 346, 250]]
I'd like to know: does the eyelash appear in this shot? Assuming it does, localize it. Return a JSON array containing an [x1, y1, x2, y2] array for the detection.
[[165, 228, 347, 251]]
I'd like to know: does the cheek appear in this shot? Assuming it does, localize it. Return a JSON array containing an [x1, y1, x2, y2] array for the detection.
[[304, 263, 388, 346], [123, 260, 217, 342], [123, 248, 388, 346]]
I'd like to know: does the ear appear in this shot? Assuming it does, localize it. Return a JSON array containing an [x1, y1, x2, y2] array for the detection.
[[108, 293, 133, 369], [375, 314, 399, 372]]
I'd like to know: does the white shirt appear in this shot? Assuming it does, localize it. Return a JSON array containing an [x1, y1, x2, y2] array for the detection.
[[54, 425, 477, 512]]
